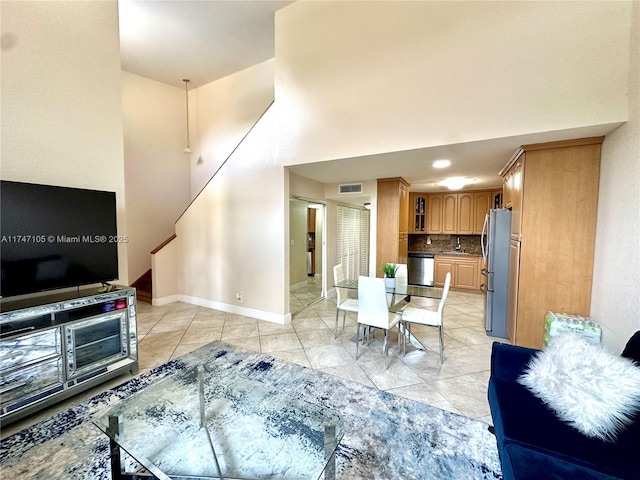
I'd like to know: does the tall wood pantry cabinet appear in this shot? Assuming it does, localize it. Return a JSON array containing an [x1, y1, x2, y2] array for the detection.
[[501, 137, 603, 349], [376, 177, 410, 276]]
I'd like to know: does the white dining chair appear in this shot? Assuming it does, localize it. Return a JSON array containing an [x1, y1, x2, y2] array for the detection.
[[333, 264, 358, 338], [357, 276, 401, 369], [395, 263, 408, 288], [400, 272, 451, 363]]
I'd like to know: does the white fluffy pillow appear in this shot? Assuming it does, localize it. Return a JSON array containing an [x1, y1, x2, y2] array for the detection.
[[518, 333, 640, 441]]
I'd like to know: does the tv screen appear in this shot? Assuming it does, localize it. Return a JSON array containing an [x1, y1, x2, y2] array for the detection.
[[1, 181, 119, 298]]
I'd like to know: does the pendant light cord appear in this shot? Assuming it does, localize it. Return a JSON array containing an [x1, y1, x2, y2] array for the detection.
[[183, 78, 191, 153]]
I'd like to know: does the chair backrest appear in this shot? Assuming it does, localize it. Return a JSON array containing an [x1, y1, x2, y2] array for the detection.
[[333, 264, 347, 305], [437, 272, 452, 317], [395, 264, 408, 288], [358, 276, 393, 329], [386, 263, 408, 307]]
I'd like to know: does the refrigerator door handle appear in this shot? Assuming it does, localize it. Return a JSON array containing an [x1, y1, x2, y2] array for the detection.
[[481, 212, 489, 262]]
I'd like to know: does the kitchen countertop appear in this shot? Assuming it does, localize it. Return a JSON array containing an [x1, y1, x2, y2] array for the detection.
[[409, 251, 482, 257]]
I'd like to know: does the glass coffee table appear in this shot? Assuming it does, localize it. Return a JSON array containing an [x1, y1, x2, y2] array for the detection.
[[93, 364, 343, 480]]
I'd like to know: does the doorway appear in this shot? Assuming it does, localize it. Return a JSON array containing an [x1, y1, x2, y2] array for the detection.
[[289, 197, 325, 316]]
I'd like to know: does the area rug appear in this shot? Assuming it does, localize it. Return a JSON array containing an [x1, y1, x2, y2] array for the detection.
[[0, 341, 502, 479]]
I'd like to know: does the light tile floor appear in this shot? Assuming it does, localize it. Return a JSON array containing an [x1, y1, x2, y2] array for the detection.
[[1, 288, 502, 439], [289, 275, 323, 316]]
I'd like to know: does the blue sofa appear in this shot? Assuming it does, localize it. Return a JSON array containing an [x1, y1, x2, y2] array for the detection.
[[488, 333, 640, 480]]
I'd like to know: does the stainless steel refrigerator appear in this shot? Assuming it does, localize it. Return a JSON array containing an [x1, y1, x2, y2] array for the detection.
[[481, 209, 511, 339]]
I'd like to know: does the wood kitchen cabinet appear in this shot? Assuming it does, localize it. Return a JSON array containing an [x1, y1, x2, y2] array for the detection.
[[307, 208, 316, 275], [500, 137, 603, 349], [426, 192, 459, 234], [409, 193, 427, 233], [434, 256, 454, 286], [434, 254, 481, 290], [307, 208, 316, 233], [492, 189, 503, 209], [442, 194, 458, 234], [457, 192, 474, 234], [504, 157, 525, 240], [426, 194, 443, 233], [376, 177, 410, 275], [507, 239, 520, 343], [473, 191, 492, 233], [503, 170, 513, 209], [426, 190, 496, 235]]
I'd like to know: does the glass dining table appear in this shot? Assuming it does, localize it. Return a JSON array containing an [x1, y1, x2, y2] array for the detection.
[[334, 278, 444, 351]]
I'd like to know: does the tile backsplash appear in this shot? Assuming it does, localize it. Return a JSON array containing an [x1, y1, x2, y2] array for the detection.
[[409, 234, 482, 255]]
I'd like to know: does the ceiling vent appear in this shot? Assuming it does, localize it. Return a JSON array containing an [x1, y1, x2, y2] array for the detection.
[[339, 183, 363, 194]]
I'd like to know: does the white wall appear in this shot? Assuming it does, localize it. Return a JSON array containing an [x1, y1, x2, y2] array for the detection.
[[1, 1, 129, 284], [190, 60, 275, 197], [121, 72, 191, 283], [276, 1, 630, 164], [170, 104, 288, 322], [151, 238, 179, 304], [591, 1, 640, 354], [150, 60, 282, 318], [156, 60, 285, 321]]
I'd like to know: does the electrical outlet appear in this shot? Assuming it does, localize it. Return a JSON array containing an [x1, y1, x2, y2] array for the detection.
[[236, 293, 242, 302]]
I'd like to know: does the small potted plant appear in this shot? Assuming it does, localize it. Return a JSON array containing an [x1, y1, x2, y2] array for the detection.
[[382, 263, 398, 289]]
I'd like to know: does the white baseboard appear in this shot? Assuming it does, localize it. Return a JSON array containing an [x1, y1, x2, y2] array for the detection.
[[152, 295, 181, 306], [153, 294, 292, 325]]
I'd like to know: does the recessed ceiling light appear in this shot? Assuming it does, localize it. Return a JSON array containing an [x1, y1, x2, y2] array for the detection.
[[432, 159, 451, 169], [439, 177, 473, 190]]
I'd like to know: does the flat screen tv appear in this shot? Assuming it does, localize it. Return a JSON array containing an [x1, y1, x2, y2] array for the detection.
[[1, 181, 119, 298]]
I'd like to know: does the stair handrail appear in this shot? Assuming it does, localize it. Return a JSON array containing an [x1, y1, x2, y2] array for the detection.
[[175, 100, 275, 223], [151, 234, 176, 254]]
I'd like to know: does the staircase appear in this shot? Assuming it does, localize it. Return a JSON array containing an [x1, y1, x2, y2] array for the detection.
[[132, 269, 152, 303]]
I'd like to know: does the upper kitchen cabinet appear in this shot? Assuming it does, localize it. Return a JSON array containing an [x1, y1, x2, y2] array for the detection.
[[473, 191, 492, 233], [503, 155, 525, 240], [501, 137, 603, 349], [426, 193, 457, 234], [426, 194, 443, 233], [409, 193, 427, 233], [425, 191, 496, 235], [442, 193, 458, 234], [376, 177, 410, 275], [492, 189, 503, 209], [456, 193, 474, 234]]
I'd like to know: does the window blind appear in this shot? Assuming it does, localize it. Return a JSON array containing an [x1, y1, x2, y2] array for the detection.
[[337, 205, 370, 279]]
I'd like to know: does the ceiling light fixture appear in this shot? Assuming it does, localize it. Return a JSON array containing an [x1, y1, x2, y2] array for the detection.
[[439, 177, 472, 190], [182, 78, 192, 154], [432, 159, 451, 169]]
